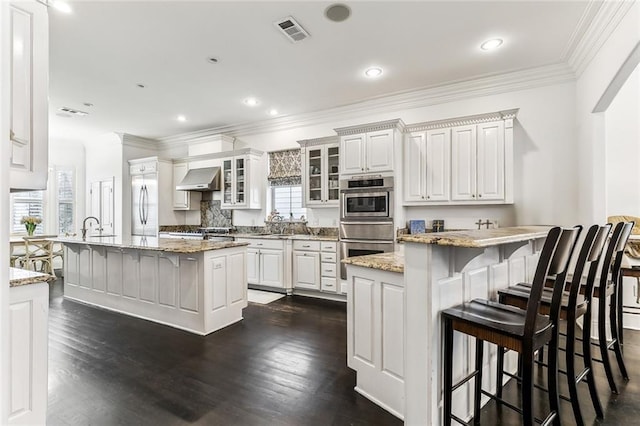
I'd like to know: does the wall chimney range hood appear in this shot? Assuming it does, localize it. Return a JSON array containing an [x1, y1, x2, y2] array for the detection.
[[176, 167, 221, 191]]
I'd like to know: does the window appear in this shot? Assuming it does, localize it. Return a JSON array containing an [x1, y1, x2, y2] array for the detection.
[[11, 191, 45, 234], [56, 168, 75, 234], [272, 185, 306, 219]]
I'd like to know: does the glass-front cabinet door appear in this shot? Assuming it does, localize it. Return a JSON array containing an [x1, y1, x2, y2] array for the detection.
[[222, 158, 233, 207], [304, 143, 339, 207], [235, 157, 246, 206]]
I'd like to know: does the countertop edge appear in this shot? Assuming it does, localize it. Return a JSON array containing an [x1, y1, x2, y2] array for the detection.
[[9, 267, 55, 288], [398, 226, 553, 248]]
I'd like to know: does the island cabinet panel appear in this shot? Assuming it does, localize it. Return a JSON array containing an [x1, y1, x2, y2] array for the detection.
[[179, 256, 199, 312], [122, 250, 140, 298], [78, 247, 91, 288], [62, 242, 247, 335], [158, 254, 178, 307], [9, 283, 48, 425], [347, 267, 405, 420]]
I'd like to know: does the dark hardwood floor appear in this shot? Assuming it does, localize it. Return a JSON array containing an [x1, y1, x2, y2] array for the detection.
[[46, 279, 402, 425], [47, 278, 640, 425]]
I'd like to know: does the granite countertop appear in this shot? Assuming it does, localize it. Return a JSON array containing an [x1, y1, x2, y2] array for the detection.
[[54, 236, 249, 253], [342, 252, 404, 273], [399, 226, 553, 248], [9, 267, 55, 287], [233, 233, 338, 242]]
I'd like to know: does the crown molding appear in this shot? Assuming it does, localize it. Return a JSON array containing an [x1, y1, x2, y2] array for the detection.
[[172, 147, 264, 164], [119, 133, 160, 150], [567, 0, 637, 77], [334, 118, 405, 136], [404, 109, 519, 132], [297, 135, 338, 147], [154, 62, 574, 150], [158, 132, 235, 149]]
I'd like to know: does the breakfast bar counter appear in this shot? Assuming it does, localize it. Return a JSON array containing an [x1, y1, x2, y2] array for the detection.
[[58, 237, 249, 335], [344, 226, 552, 423]]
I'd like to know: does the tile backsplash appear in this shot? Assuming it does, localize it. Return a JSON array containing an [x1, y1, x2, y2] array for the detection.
[[201, 200, 232, 228]]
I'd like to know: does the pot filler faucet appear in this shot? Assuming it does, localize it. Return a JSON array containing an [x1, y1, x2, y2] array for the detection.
[[81, 216, 100, 239]]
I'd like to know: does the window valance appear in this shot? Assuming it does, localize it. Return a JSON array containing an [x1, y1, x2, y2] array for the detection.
[[268, 149, 301, 186]]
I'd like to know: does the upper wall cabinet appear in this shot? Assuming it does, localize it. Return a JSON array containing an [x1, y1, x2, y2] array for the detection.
[[335, 119, 405, 176], [221, 149, 263, 209], [172, 161, 201, 210], [298, 136, 340, 207], [403, 109, 517, 206], [9, 1, 48, 191]]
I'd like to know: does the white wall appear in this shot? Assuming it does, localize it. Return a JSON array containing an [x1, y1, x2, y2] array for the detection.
[[576, 2, 640, 224], [605, 64, 640, 216]]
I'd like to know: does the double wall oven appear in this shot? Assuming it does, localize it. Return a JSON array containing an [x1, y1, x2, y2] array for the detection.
[[339, 176, 395, 279]]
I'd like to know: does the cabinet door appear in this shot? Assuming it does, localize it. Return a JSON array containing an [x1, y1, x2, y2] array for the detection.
[[221, 158, 234, 208], [173, 163, 189, 209], [100, 179, 114, 235], [246, 248, 260, 284], [293, 251, 320, 290], [234, 157, 247, 206], [425, 128, 451, 201], [477, 121, 505, 200], [260, 249, 284, 288], [366, 129, 394, 173], [306, 147, 324, 206], [341, 134, 366, 174], [9, 1, 48, 191], [404, 132, 426, 202], [325, 145, 340, 204], [451, 125, 477, 201]]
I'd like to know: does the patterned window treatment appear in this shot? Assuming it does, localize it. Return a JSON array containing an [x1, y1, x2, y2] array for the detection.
[[268, 149, 302, 186]]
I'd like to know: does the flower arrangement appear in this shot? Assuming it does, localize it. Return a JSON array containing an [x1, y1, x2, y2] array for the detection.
[[21, 216, 42, 236]]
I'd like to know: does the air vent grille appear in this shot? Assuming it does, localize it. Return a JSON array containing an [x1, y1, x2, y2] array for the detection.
[[59, 107, 89, 116], [274, 16, 309, 43]]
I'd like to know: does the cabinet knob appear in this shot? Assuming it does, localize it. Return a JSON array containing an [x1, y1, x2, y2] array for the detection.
[[361, 168, 364, 171], [472, 194, 476, 198], [478, 194, 482, 198]]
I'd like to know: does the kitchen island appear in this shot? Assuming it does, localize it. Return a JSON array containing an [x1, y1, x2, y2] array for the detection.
[[344, 226, 551, 424], [57, 236, 249, 335]]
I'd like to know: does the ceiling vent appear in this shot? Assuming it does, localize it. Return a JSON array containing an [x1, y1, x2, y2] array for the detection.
[[274, 16, 310, 43], [59, 107, 88, 116]]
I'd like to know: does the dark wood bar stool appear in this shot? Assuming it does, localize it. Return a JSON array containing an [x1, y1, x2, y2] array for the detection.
[[496, 224, 611, 425], [590, 221, 633, 394], [442, 226, 580, 426]]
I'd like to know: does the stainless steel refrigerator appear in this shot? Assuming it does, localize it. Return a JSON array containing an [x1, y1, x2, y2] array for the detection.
[[131, 169, 158, 237]]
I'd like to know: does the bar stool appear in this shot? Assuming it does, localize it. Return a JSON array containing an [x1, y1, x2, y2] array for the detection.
[[590, 221, 633, 394], [442, 226, 580, 426], [497, 224, 611, 425]]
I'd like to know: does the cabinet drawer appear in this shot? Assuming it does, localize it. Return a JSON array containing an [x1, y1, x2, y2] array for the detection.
[[321, 263, 337, 278], [321, 252, 336, 263], [293, 240, 321, 251], [320, 242, 337, 252], [235, 238, 284, 250], [321, 277, 337, 292]]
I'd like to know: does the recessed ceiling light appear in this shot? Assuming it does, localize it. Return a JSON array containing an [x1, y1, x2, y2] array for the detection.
[[325, 4, 351, 22], [207, 57, 219, 64], [364, 67, 383, 78], [136, 83, 146, 88], [480, 38, 503, 51], [83, 102, 94, 108], [52, 1, 72, 14], [177, 115, 187, 122], [268, 109, 279, 116], [244, 97, 259, 106]]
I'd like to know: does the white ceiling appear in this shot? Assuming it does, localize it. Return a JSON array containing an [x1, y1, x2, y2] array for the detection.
[[49, 0, 598, 142]]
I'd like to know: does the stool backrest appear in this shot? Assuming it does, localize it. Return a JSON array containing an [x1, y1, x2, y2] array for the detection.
[[610, 221, 634, 286], [525, 226, 581, 338], [561, 224, 611, 320]]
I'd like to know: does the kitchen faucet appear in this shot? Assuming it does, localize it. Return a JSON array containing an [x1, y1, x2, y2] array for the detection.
[[81, 216, 100, 239]]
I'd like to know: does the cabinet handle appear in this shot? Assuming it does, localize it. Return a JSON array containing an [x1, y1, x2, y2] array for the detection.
[[9, 129, 15, 140], [256, 243, 263, 246], [478, 194, 482, 198], [472, 194, 476, 198], [361, 168, 364, 171], [186, 257, 196, 261], [427, 196, 430, 199], [303, 245, 310, 248]]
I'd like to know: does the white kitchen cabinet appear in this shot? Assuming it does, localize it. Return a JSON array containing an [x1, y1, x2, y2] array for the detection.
[[403, 110, 516, 205], [221, 150, 263, 209], [9, 282, 49, 425], [172, 161, 201, 210], [452, 121, 505, 201], [336, 119, 404, 176], [298, 136, 340, 207], [9, 0, 48, 191], [293, 250, 320, 290], [320, 241, 338, 293], [237, 239, 285, 289], [403, 129, 450, 203]]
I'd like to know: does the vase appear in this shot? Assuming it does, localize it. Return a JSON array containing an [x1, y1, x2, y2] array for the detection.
[[25, 223, 36, 236]]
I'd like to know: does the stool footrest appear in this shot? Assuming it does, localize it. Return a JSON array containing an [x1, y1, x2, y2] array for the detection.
[[480, 389, 550, 424], [450, 413, 471, 426], [452, 370, 479, 392]]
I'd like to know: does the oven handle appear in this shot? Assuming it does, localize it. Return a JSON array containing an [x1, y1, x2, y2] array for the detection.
[[339, 221, 394, 226], [340, 239, 395, 244]]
